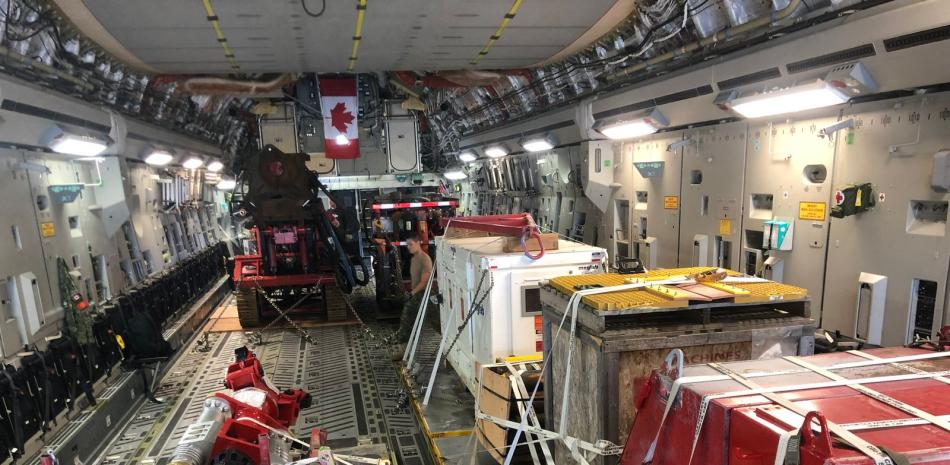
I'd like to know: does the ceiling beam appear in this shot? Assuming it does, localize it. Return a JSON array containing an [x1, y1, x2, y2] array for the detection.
[[50, 0, 160, 73], [533, 0, 637, 67]]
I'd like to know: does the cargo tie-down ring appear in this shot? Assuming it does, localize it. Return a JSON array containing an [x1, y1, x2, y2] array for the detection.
[[520, 225, 546, 260]]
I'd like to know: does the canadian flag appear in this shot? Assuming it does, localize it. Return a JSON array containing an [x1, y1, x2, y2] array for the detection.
[[319, 77, 360, 159]]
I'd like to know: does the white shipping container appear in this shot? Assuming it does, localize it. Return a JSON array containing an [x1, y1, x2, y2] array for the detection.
[[435, 235, 608, 394]]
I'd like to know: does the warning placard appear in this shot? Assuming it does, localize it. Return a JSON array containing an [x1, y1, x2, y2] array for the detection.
[[663, 196, 679, 209], [40, 221, 55, 238], [799, 201, 827, 221], [719, 219, 732, 236]]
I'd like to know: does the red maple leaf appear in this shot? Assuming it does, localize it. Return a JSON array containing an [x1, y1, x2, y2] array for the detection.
[[330, 101, 355, 134]]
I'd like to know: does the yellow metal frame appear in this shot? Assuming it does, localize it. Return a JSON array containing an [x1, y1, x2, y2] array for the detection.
[[548, 267, 807, 311]]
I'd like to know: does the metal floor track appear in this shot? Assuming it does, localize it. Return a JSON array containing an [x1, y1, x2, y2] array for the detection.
[[400, 311, 496, 465], [91, 287, 436, 465]]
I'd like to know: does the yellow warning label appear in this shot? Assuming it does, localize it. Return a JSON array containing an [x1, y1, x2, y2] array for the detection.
[[799, 201, 827, 221], [663, 196, 679, 209], [719, 219, 732, 235], [855, 188, 863, 207], [40, 221, 55, 238]]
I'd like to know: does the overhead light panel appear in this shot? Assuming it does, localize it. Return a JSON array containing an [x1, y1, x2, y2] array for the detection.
[[594, 108, 669, 140], [444, 169, 468, 181], [206, 160, 224, 172], [519, 134, 555, 152], [727, 62, 877, 119], [41, 125, 109, 157], [728, 80, 850, 118], [459, 151, 478, 163], [182, 157, 204, 170], [484, 145, 508, 158], [216, 179, 236, 190], [144, 150, 174, 166]]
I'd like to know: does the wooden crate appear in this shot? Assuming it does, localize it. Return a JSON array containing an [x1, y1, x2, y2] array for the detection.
[[475, 362, 547, 464], [502, 233, 559, 253], [539, 285, 815, 465], [442, 229, 560, 253]]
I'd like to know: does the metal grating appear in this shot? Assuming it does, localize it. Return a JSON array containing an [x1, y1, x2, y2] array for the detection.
[[884, 24, 950, 52], [785, 44, 876, 74], [717, 68, 782, 91], [547, 268, 806, 311], [594, 85, 715, 120], [654, 85, 714, 105], [86, 289, 434, 465]]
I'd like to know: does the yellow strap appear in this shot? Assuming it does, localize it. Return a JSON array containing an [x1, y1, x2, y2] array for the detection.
[[348, 0, 368, 71], [470, 0, 524, 65]]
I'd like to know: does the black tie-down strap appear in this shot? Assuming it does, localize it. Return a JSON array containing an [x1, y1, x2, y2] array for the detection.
[[1, 367, 28, 459], [784, 433, 912, 465], [49, 337, 96, 408], [21, 350, 67, 436]]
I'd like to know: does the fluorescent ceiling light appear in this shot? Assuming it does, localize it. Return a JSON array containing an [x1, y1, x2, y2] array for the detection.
[[216, 179, 236, 190], [594, 108, 668, 140], [335, 134, 350, 146], [484, 145, 508, 158], [206, 160, 224, 172], [444, 170, 467, 181], [182, 157, 204, 170], [520, 135, 555, 152], [600, 121, 659, 139], [459, 151, 478, 163], [47, 133, 109, 156], [728, 80, 850, 118], [144, 150, 174, 166]]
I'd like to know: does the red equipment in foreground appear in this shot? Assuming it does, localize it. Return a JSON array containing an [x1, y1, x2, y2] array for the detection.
[[621, 346, 950, 465], [168, 347, 314, 465]]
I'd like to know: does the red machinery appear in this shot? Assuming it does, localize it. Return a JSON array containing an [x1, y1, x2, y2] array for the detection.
[[621, 344, 950, 465], [230, 145, 367, 326], [168, 347, 315, 465], [367, 196, 457, 313]]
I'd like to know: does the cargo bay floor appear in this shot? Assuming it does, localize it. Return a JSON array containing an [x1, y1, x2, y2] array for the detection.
[[74, 285, 440, 465], [400, 316, 498, 465]]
